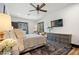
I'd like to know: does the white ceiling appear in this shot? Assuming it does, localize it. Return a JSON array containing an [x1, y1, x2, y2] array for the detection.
[[5, 3, 73, 20]]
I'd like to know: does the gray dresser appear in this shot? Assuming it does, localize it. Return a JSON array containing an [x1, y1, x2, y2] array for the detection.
[[46, 33, 72, 54], [47, 33, 72, 44]]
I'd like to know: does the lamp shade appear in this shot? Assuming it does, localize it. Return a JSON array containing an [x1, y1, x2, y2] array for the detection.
[[0, 13, 12, 32]]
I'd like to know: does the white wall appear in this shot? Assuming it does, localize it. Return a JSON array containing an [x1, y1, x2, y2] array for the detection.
[[0, 3, 3, 13], [0, 3, 37, 34], [11, 16, 37, 34], [37, 4, 79, 45]]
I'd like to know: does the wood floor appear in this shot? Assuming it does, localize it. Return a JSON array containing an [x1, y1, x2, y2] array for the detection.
[[22, 40, 79, 55], [23, 47, 79, 55], [68, 47, 79, 55]]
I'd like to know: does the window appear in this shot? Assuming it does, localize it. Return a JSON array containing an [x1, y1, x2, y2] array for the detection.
[[12, 22, 29, 34], [37, 22, 44, 33]]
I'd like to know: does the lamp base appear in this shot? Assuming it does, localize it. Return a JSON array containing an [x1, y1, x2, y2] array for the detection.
[[0, 32, 4, 41]]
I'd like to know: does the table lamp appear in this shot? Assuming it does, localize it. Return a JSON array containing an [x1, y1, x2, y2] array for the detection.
[[0, 13, 12, 41]]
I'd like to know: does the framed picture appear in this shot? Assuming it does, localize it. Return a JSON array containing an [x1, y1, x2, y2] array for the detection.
[[51, 19, 63, 27]]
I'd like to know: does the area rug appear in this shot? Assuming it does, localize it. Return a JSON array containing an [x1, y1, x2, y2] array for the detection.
[[23, 42, 72, 55]]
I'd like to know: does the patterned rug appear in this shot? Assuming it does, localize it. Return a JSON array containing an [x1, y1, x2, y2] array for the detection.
[[23, 42, 71, 55]]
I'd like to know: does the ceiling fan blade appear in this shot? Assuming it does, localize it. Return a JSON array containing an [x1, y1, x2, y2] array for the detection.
[[40, 9, 47, 12], [3, 4, 5, 13], [30, 3, 36, 8], [39, 3, 46, 9]]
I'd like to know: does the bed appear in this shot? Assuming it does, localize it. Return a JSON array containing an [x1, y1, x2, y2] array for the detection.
[[21, 34, 47, 53], [10, 29, 47, 54]]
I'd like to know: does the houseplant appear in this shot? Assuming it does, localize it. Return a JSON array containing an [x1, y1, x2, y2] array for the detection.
[[0, 39, 16, 55]]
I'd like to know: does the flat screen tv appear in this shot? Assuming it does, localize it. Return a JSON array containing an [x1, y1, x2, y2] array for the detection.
[[51, 19, 63, 27]]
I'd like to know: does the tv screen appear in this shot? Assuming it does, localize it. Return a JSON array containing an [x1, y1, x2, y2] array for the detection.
[[51, 19, 63, 27]]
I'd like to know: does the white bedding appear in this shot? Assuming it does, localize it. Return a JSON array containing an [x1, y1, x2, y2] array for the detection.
[[25, 34, 43, 38], [10, 29, 47, 54], [23, 34, 47, 51]]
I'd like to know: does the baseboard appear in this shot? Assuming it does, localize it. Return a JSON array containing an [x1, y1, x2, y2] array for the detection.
[[71, 44, 79, 48]]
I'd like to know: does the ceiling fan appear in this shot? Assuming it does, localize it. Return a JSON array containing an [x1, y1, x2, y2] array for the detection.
[[29, 3, 47, 14]]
